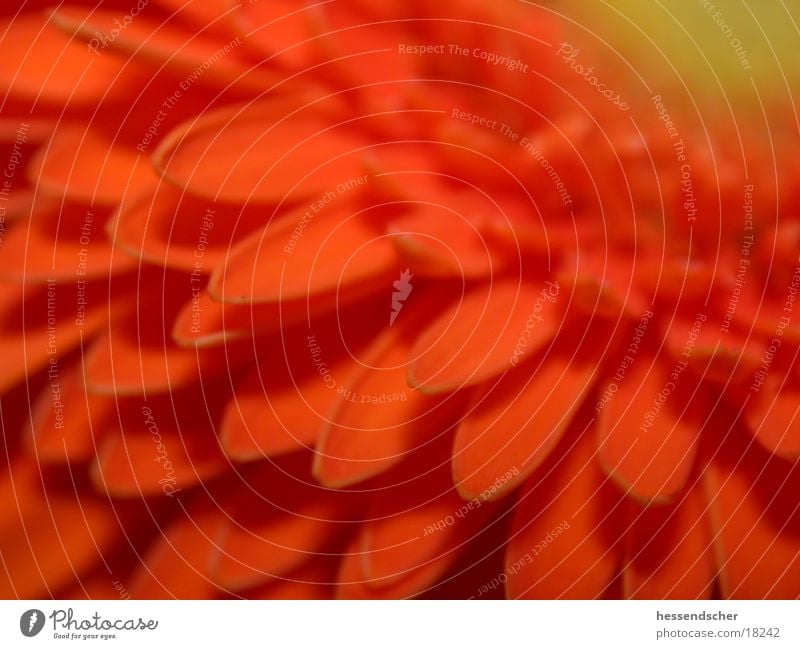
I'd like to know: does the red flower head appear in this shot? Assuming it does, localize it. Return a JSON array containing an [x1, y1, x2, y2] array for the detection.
[[0, 0, 799, 600]]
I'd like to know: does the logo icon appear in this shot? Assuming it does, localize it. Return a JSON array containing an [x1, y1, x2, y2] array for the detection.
[[20, 609, 45, 637], [390, 269, 413, 326]]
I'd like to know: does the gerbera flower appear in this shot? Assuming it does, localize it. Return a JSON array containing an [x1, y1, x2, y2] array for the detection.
[[1, 0, 798, 600]]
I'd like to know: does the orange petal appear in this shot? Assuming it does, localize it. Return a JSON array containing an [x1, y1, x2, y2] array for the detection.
[[243, 560, 336, 600], [0, 280, 112, 394], [173, 280, 384, 347], [665, 314, 763, 384], [357, 142, 454, 202], [0, 187, 35, 224], [110, 179, 271, 274], [388, 203, 502, 279], [623, 480, 715, 599], [233, 0, 318, 68], [0, 463, 127, 598], [0, 207, 135, 282], [735, 292, 800, 346], [481, 200, 569, 264], [361, 489, 485, 587], [643, 257, 737, 310], [219, 295, 392, 459], [28, 128, 152, 206], [153, 100, 365, 205], [150, 0, 239, 33], [596, 358, 703, 504], [208, 210, 398, 304], [704, 426, 800, 598], [0, 14, 125, 108], [64, 574, 130, 600], [221, 358, 341, 461], [50, 7, 266, 93], [335, 537, 460, 600], [0, 117, 53, 146], [557, 251, 649, 320], [745, 375, 800, 459], [432, 117, 523, 192], [92, 425, 227, 498], [172, 291, 303, 347], [409, 279, 562, 393], [505, 433, 624, 599], [85, 325, 219, 395], [301, 3, 421, 98], [130, 508, 223, 599], [313, 329, 463, 488], [27, 361, 116, 465], [210, 498, 346, 591], [110, 182, 229, 272], [453, 354, 598, 501]]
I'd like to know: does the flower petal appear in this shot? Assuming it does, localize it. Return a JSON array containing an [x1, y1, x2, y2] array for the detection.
[[109, 181, 264, 272], [153, 101, 365, 205], [596, 358, 703, 504], [175, 274, 390, 347], [92, 425, 227, 498], [453, 353, 598, 501], [505, 432, 624, 599], [0, 14, 125, 108], [242, 561, 336, 600], [0, 280, 111, 394], [557, 250, 649, 320], [151, 0, 238, 32], [361, 488, 486, 587], [172, 291, 309, 347], [233, 0, 318, 68], [27, 362, 116, 465], [313, 330, 463, 488], [85, 323, 223, 395], [221, 354, 341, 461], [409, 279, 562, 393], [335, 537, 460, 600], [28, 128, 152, 206], [745, 375, 800, 459], [50, 6, 266, 92], [704, 426, 800, 598], [210, 498, 346, 592], [0, 463, 129, 598], [208, 209, 398, 304], [665, 314, 763, 384], [0, 205, 135, 282], [130, 507, 223, 599], [623, 480, 715, 599], [388, 203, 502, 279]]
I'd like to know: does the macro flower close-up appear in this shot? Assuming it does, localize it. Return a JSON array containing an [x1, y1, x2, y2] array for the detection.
[[1, 0, 799, 605]]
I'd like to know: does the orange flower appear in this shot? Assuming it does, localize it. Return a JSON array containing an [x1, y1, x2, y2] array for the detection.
[[0, 1, 799, 600]]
